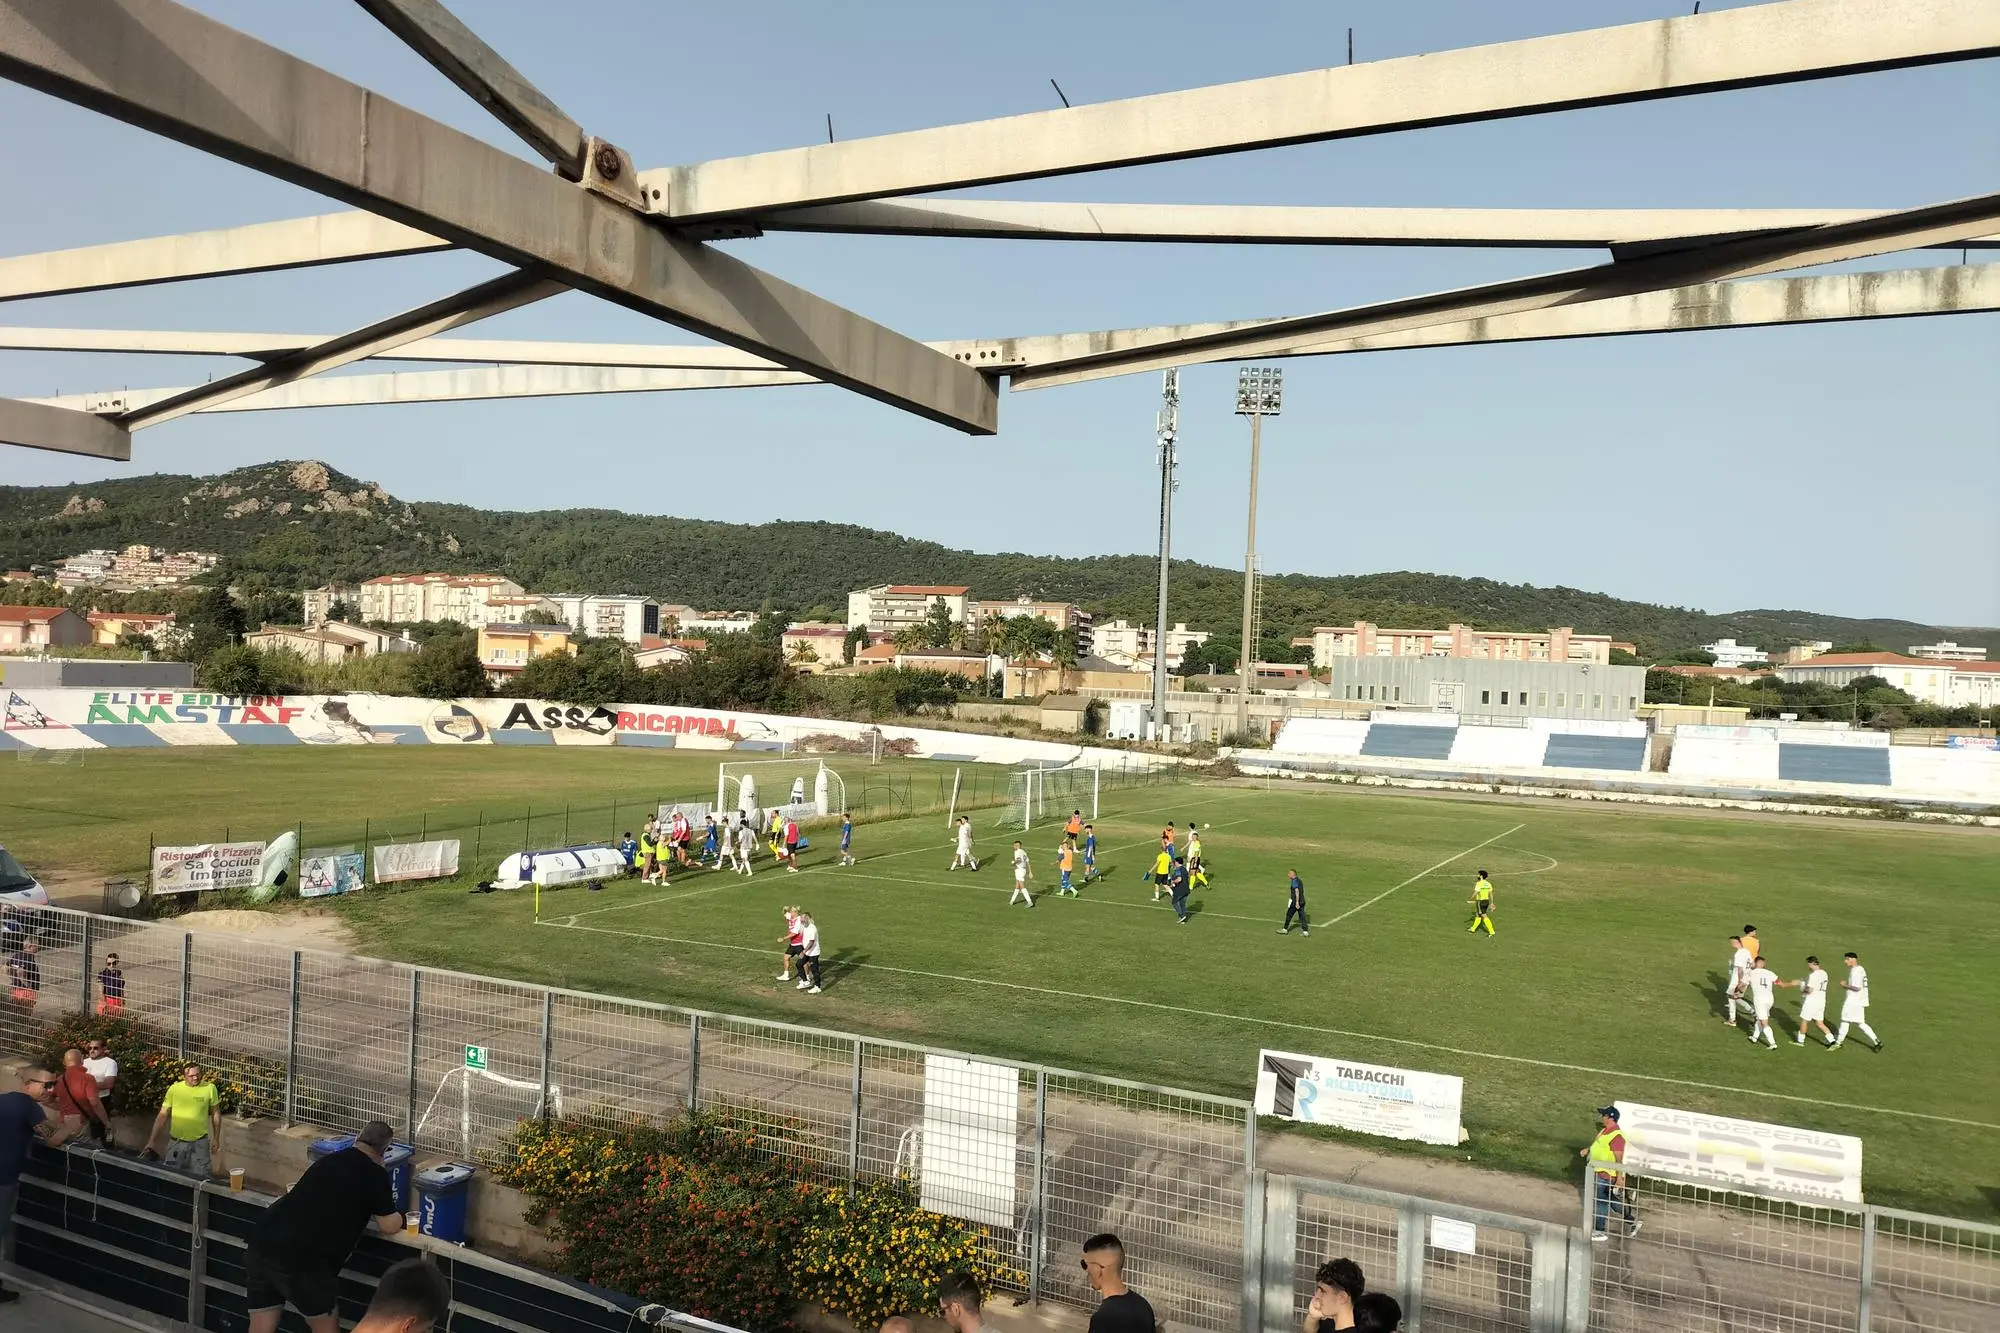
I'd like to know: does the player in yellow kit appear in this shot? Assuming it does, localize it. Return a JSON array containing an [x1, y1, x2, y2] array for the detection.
[[1467, 871, 1495, 935]]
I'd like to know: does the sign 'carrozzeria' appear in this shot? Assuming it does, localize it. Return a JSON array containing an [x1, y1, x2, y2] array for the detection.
[[85, 692, 303, 725]]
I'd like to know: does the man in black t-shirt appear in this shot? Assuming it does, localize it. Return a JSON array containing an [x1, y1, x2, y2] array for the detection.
[[247, 1119, 405, 1333], [1082, 1233, 1156, 1333]]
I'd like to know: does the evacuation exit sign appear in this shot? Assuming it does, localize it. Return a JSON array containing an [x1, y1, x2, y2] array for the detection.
[[464, 1044, 488, 1071]]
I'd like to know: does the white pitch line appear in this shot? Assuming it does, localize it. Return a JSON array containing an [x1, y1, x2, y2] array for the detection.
[[1321, 823, 1524, 926], [536, 915, 1998, 1132]]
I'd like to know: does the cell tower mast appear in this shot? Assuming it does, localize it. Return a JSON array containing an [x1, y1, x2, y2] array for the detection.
[[1150, 369, 1179, 735]]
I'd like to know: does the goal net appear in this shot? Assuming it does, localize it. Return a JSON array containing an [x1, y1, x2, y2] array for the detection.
[[996, 764, 1100, 832], [414, 1065, 563, 1157], [717, 758, 847, 825]]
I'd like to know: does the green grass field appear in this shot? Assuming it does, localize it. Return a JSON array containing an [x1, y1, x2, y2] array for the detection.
[[5, 748, 1997, 1220]]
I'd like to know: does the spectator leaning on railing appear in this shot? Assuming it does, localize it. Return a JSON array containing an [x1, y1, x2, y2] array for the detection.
[[247, 1119, 406, 1333], [355, 1257, 451, 1333], [1, 1066, 79, 1305]]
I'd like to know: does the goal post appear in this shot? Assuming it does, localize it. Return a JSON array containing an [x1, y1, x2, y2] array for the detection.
[[996, 763, 1101, 832], [716, 758, 847, 824]]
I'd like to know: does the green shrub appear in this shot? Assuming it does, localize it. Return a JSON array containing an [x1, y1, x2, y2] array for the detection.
[[36, 1011, 286, 1119], [488, 1114, 1012, 1332]]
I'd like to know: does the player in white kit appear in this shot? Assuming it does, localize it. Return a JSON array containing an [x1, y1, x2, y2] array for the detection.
[[1745, 956, 1779, 1049], [950, 817, 979, 871], [1830, 951, 1881, 1051], [736, 819, 758, 877], [1793, 956, 1835, 1047], [1009, 841, 1034, 907], [1723, 935, 1754, 1027]]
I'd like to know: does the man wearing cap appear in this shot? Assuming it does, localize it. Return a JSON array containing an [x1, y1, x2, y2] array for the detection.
[[246, 1120, 406, 1333], [1579, 1106, 1641, 1241]]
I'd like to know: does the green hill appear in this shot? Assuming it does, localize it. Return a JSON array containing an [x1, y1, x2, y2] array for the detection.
[[2, 459, 1991, 659]]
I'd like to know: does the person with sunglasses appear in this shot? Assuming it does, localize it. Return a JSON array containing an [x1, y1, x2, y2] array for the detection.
[[1, 1066, 80, 1304], [1080, 1233, 1154, 1333]]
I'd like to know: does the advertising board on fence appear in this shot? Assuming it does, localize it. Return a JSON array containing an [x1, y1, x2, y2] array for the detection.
[[150, 841, 267, 895], [372, 839, 461, 884], [1615, 1100, 1864, 1204], [921, 1055, 1019, 1229], [300, 849, 366, 899], [1254, 1049, 1463, 1146]]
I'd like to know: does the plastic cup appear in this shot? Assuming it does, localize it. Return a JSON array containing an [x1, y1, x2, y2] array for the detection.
[[406, 1212, 420, 1235], [229, 1168, 245, 1192]]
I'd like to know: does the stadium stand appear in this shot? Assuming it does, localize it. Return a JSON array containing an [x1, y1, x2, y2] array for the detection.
[[1359, 723, 1458, 760], [1778, 742, 1892, 785], [1543, 733, 1649, 772]]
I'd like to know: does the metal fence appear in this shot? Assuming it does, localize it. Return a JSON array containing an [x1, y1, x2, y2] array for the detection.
[[5, 902, 1995, 1333], [1, 903, 1251, 1331]]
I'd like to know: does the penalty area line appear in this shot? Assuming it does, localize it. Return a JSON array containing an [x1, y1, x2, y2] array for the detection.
[[1322, 823, 1524, 926], [534, 916, 1997, 1132]]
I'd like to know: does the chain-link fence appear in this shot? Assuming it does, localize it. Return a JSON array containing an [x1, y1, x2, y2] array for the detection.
[[7, 902, 1994, 1333]]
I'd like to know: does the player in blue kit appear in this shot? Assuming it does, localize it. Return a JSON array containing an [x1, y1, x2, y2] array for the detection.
[[839, 814, 855, 866], [1081, 824, 1097, 883]]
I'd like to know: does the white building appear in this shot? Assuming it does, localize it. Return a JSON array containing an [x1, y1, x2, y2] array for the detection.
[[548, 594, 661, 644], [1775, 652, 2000, 709], [244, 621, 416, 665], [846, 584, 971, 634], [1302, 620, 1611, 667], [1701, 638, 1769, 669], [1909, 640, 1988, 662], [678, 611, 758, 636], [306, 573, 528, 628], [1092, 619, 1209, 671]]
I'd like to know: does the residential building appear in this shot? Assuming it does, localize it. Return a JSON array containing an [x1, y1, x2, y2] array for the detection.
[[1303, 621, 1613, 668], [306, 573, 528, 628], [970, 598, 1093, 652], [1775, 652, 2000, 709], [1092, 620, 1209, 670], [1778, 641, 1834, 664], [850, 641, 899, 669], [244, 620, 415, 665], [0, 606, 92, 650], [548, 594, 661, 645], [87, 611, 177, 646], [654, 604, 698, 633], [1910, 640, 1988, 662], [634, 636, 706, 670], [846, 584, 972, 634], [54, 545, 217, 591], [1324, 657, 1645, 721], [893, 648, 994, 681], [781, 622, 854, 672], [1004, 653, 1149, 698], [476, 622, 573, 684], [1701, 638, 1769, 669], [677, 611, 758, 636]]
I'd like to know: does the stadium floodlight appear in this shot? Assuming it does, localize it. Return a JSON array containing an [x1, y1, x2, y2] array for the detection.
[[1234, 366, 1282, 734]]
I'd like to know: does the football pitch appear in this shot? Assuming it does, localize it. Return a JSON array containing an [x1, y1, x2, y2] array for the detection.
[[6, 748, 1997, 1219]]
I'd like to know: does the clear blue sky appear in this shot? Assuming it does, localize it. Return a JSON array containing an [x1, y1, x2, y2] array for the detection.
[[2, 1, 1995, 627]]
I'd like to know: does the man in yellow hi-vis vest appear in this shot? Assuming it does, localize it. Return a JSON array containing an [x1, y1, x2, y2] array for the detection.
[[1579, 1106, 1642, 1241], [1467, 871, 1496, 935]]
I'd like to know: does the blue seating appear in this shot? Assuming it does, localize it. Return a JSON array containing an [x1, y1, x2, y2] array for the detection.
[[1542, 734, 1646, 771], [1778, 744, 1891, 786], [1359, 725, 1457, 760]]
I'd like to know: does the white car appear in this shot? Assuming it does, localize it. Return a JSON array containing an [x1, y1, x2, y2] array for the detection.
[[0, 846, 49, 906]]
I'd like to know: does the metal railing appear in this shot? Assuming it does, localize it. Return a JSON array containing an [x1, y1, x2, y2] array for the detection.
[[8, 1140, 747, 1333], [7, 902, 1995, 1333], [2, 903, 1252, 1331]]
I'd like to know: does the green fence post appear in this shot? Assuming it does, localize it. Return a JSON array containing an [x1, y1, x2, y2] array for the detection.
[[474, 810, 483, 863], [523, 806, 531, 853], [563, 803, 570, 845], [610, 799, 618, 841], [419, 812, 427, 841]]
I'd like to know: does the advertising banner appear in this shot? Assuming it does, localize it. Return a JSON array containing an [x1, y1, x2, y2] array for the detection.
[[1614, 1100, 1863, 1205], [920, 1055, 1019, 1229], [150, 841, 267, 895], [372, 839, 462, 884], [300, 849, 366, 899], [1254, 1048, 1463, 1147]]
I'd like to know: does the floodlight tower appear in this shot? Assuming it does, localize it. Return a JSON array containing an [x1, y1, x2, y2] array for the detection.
[[1150, 369, 1180, 736], [1234, 366, 1282, 736]]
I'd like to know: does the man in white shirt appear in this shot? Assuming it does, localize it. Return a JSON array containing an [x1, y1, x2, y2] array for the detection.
[[797, 913, 823, 994], [83, 1040, 119, 1095], [736, 819, 758, 877], [1793, 957, 1835, 1047], [1831, 952, 1881, 1051], [1723, 935, 1754, 1027], [950, 817, 978, 872], [1745, 956, 1779, 1049], [938, 1271, 987, 1333], [1009, 842, 1034, 908]]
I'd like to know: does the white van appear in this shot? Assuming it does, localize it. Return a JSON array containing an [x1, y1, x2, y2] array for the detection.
[[0, 846, 50, 906]]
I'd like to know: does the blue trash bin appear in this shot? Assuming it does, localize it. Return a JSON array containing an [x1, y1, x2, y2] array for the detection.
[[414, 1163, 476, 1243], [307, 1135, 416, 1213]]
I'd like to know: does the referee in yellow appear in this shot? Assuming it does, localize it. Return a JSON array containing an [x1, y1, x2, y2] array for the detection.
[[1467, 870, 1496, 935]]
